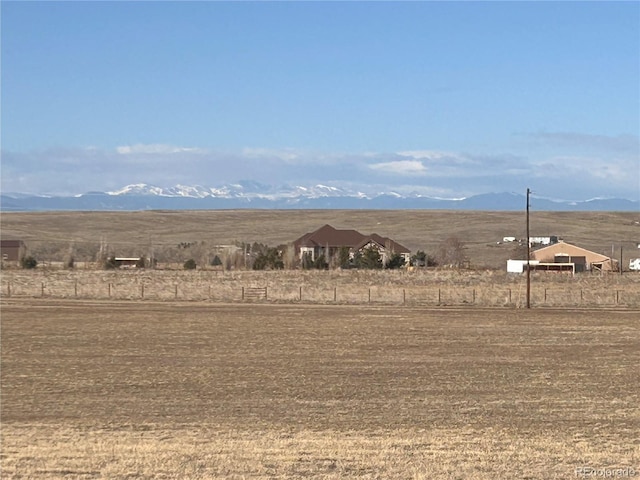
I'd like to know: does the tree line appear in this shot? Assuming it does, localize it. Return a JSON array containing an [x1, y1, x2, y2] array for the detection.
[[3, 236, 472, 271]]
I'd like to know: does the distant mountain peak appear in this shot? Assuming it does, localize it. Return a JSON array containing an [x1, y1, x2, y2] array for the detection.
[[2, 182, 638, 212]]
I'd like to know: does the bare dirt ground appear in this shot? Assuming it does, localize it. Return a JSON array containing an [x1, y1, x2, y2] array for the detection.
[[1, 299, 638, 478]]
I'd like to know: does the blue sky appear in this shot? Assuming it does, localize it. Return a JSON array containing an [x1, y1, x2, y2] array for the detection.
[[2, 1, 639, 200]]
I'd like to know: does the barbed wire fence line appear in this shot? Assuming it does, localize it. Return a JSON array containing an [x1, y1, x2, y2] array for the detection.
[[2, 274, 639, 308]]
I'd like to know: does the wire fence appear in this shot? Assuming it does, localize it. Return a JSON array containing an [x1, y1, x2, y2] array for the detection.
[[2, 274, 639, 308]]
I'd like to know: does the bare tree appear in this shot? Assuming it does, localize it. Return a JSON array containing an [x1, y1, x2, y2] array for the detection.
[[282, 244, 297, 270], [436, 236, 467, 268], [96, 236, 109, 264], [63, 242, 75, 269]]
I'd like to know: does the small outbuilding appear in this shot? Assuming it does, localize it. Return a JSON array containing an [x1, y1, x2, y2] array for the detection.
[[507, 259, 539, 273], [507, 259, 575, 274], [113, 257, 143, 268], [1, 239, 26, 262]]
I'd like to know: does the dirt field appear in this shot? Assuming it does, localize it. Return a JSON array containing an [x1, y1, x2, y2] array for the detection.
[[2, 299, 638, 478]]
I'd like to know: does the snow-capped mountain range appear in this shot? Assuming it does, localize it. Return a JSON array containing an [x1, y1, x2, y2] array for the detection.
[[105, 182, 365, 200], [1, 182, 639, 211]]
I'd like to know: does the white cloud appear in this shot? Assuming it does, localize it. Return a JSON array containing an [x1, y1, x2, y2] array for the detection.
[[532, 155, 632, 182], [397, 150, 464, 162], [2, 134, 637, 201], [116, 144, 207, 155], [525, 132, 640, 154], [240, 147, 301, 163], [369, 160, 428, 175]]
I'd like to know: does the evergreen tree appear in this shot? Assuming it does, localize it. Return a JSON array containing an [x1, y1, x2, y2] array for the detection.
[[253, 247, 284, 270], [20, 255, 38, 269], [355, 246, 382, 269], [313, 254, 328, 270], [337, 246, 351, 269], [386, 253, 406, 269], [301, 252, 314, 270]]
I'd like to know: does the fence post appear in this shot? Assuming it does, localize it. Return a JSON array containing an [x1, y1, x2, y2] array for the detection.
[[473, 289, 476, 304], [141, 284, 145, 299], [209, 285, 212, 300], [108, 283, 112, 298], [299, 286, 302, 302], [368, 288, 371, 303], [544, 288, 547, 303], [580, 289, 583, 303], [75, 280, 78, 298], [616, 290, 620, 305], [438, 288, 441, 305], [403, 288, 406, 305], [508, 288, 512, 305], [334, 287, 337, 302], [242, 286, 245, 300], [265, 287, 268, 300], [7, 281, 11, 297], [175, 284, 178, 299], [41, 282, 45, 297]]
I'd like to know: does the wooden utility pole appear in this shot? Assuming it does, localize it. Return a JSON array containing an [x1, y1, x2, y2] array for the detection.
[[526, 188, 531, 309], [620, 246, 623, 275]]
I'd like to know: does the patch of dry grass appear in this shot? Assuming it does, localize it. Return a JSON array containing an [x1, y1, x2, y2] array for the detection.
[[3, 425, 638, 479], [2, 269, 640, 307], [2, 210, 639, 268]]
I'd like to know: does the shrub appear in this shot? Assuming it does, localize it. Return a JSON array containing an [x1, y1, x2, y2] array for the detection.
[[313, 254, 328, 270], [64, 255, 75, 270], [336, 246, 351, 269], [301, 252, 314, 270], [183, 259, 197, 270], [411, 250, 427, 267], [386, 253, 406, 269], [20, 255, 38, 269], [103, 256, 118, 270], [253, 247, 284, 270], [411, 250, 438, 267]]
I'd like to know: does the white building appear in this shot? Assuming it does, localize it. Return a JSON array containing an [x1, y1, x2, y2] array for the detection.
[[507, 259, 539, 273], [528, 236, 559, 247]]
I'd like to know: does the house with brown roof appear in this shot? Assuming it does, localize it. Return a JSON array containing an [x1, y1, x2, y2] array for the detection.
[[293, 224, 410, 266], [1, 239, 26, 262], [531, 241, 618, 272]]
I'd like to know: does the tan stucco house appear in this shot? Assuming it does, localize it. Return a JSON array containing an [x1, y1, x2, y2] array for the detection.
[[531, 241, 618, 272]]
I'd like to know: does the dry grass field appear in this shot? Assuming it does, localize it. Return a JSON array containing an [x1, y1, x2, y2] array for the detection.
[[2, 268, 640, 308], [2, 210, 639, 268], [2, 299, 639, 479], [2, 210, 639, 477]]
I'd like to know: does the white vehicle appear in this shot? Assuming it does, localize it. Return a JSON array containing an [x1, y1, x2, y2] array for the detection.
[[629, 258, 640, 271]]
